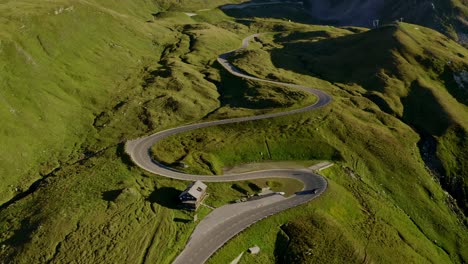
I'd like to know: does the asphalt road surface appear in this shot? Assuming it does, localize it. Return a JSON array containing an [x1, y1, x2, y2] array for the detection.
[[125, 33, 333, 264]]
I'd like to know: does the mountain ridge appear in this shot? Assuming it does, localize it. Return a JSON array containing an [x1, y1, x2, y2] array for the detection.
[[304, 0, 468, 44]]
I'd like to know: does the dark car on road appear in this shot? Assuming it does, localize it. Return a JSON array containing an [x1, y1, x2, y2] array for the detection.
[[296, 188, 319, 195]]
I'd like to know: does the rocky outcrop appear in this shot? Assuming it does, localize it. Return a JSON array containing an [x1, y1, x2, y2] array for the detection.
[[454, 71, 468, 90]]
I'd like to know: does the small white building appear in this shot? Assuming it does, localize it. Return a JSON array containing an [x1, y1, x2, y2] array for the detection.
[[179, 181, 207, 210]]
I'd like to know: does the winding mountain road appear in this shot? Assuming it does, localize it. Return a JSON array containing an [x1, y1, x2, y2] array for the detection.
[[125, 33, 332, 264]]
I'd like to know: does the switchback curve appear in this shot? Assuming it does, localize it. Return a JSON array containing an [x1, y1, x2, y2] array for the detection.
[[125, 33, 332, 264]]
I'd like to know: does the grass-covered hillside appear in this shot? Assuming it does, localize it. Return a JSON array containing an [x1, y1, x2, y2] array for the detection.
[[153, 21, 468, 263], [0, 0, 168, 204], [0, 1, 316, 263], [259, 23, 468, 214], [0, 1, 467, 264], [0, 0, 249, 204]]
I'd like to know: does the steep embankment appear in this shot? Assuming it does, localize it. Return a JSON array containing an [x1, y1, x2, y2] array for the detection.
[[202, 24, 467, 263], [0, 0, 247, 205], [304, 0, 468, 42], [266, 23, 468, 214], [149, 22, 468, 263], [0, 0, 164, 204]]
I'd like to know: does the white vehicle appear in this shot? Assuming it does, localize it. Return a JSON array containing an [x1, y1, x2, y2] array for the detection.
[[276, 192, 285, 196]]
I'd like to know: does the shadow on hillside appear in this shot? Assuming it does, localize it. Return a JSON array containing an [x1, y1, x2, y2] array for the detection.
[[268, 26, 400, 94], [208, 61, 298, 112], [102, 189, 122, 202], [116, 142, 135, 168], [211, 62, 262, 109], [148, 187, 181, 209], [248, 182, 262, 192], [221, 3, 314, 24], [274, 30, 335, 42], [173, 218, 191, 223], [274, 226, 290, 264], [3, 219, 38, 249], [402, 80, 452, 137], [231, 183, 248, 195]]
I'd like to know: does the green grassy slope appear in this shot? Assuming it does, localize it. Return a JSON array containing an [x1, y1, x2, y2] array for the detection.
[[261, 23, 468, 215], [0, 0, 249, 205], [0, 0, 171, 204], [0, 1, 467, 264], [0, 2, 317, 263], [206, 21, 468, 263], [152, 21, 468, 263]]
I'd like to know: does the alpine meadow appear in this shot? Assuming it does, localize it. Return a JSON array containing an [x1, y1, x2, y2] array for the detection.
[[0, 1, 467, 264]]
